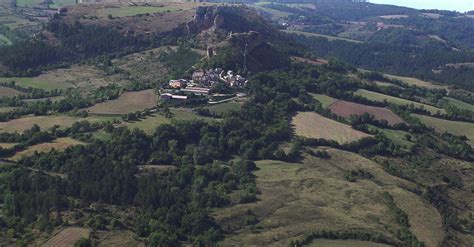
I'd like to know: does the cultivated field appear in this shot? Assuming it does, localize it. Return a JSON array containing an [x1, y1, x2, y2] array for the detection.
[[355, 89, 446, 115], [10, 137, 84, 161], [86, 89, 156, 115], [292, 112, 370, 144], [329, 100, 404, 125], [0, 86, 22, 97], [384, 74, 447, 90], [412, 114, 474, 145], [214, 148, 442, 246], [440, 97, 474, 111], [42, 227, 90, 247], [0, 106, 19, 113], [310, 93, 337, 108], [0, 115, 118, 133]]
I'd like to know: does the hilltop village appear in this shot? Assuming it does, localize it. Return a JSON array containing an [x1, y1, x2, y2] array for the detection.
[[160, 68, 248, 104]]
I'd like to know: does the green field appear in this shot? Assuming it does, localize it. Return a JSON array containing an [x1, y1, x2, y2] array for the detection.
[[412, 114, 474, 145], [97, 6, 181, 18], [202, 102, 242, 115], [440, 97, 474, 111], [0, 77, 71, 90], [367, 125, 415, 149], [310, 93, 338, 108], [122, 108, 215, 134], [355, 89, 446, 115]]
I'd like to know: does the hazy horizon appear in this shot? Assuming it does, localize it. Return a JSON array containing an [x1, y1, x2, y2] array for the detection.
[[370, 0, 474, 12]]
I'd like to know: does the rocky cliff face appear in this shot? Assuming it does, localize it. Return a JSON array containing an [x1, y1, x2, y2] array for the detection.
[[186, 6, 274, 35]]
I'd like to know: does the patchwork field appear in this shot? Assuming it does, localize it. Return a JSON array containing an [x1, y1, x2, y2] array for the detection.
[[412, 114, 474, 145], [214, 148, 441, 246], [86, 89, 156, 115], [355, 89, 446, 115], [384, 74, 447, 90], [0, 115, 118, 133], [440, 97, 474, 111], [329, 100, 404, 125], [292, 112, 370, 144], [310, 93, 337, 108], [42, 227, 90, 247], [10, 137, 84, 161], [0, 86, 22, 97]]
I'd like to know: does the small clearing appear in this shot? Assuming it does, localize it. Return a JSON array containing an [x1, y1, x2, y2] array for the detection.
[[310, 93, 337, 108], [329, 100, 404, 125], [97, 230, 144, 247], [42, 227, 90, 247], [292, 112, 370, 144], [202, 102, 242, 115], [86, 89, 156, 115]]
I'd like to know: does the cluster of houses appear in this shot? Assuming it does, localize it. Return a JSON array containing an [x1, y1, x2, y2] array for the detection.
[[160, 68, 248, 102]]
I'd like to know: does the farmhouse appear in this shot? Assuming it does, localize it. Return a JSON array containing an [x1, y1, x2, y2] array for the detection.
[[169, 79, 188, 89]]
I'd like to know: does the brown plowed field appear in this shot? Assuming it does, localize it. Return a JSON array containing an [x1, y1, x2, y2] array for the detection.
[[329, 100, 404, 125]]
